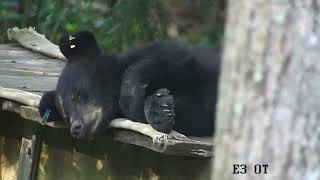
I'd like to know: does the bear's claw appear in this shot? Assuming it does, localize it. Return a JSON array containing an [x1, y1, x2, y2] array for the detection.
[[152, 131, 188, 151], [144, 88, 175, 133]]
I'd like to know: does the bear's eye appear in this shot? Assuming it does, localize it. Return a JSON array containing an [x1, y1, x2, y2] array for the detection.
[[80, 91, 89, 102], [71, 88, 80, 101], [71, 94, 76, 101]]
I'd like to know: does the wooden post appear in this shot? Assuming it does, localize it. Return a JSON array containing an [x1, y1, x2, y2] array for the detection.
[[17, 130, 43, 180]]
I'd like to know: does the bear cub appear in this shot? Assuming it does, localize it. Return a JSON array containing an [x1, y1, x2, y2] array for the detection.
[[39, 31, 220, 139]]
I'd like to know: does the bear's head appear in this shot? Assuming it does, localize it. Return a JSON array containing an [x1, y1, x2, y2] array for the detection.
[[39, 31, 123, 139]]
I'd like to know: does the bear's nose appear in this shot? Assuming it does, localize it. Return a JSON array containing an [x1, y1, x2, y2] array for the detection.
[[71, 121, 83, 138]]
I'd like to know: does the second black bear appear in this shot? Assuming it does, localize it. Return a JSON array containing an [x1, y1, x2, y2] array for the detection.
[[39, 31, 220, 139]]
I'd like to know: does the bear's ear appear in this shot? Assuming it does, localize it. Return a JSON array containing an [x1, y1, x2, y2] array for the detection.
[[39, 90, 63, 122], [59, 31, 101, 62]]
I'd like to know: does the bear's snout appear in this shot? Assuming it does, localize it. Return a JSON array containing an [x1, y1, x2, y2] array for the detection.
[[70, 120, 84, 138]]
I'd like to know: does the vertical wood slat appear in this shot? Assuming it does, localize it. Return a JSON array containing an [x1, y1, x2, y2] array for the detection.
[[17, 129, 43, 180], [17, 138, 32, 180]]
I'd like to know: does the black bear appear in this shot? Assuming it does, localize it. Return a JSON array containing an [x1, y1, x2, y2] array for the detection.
[[39, 31, 220, 139]]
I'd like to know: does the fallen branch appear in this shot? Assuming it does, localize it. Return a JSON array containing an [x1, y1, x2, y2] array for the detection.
[[110, 118, 189, 151], [7, 27, 66, 60], [0, 86, 41, 107]]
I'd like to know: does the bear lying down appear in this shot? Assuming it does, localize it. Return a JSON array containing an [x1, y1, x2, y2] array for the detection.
[[39, 31, 221, 139]]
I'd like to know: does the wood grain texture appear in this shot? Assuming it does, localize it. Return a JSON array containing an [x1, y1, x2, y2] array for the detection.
[[213, 0, 320, 179], [0, 44, 64, 95], [7, 27, 66, 60]]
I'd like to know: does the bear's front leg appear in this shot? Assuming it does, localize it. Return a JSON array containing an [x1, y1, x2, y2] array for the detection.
[[119, 60, 151, 121], [144, 88, 175, 133], [119, 81, 146, 121], [119, 59, 175, 133]]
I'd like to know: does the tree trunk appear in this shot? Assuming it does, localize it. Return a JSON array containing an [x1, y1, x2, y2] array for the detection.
[[213, 0, 320, 180]]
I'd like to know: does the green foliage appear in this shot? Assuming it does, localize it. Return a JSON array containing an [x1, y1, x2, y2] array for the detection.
[[98, 0, 169, 51], [0, 0, 225, 51]]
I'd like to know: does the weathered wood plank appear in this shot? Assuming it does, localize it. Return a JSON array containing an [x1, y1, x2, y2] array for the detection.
[[0, 75, 58, 93], [17, 138, 33, 180], [113, 129, 213, 157], [0, 58, 63, 83], [0, 68, 59, 77], [0, 62, 63, 77], [0, 44, 24, 50], [0, 57, 64, 65], [0, 49, 49, 60], [0, 44, 63, 94], [0, 87, 41, 107], [0, 43, 26, 51]]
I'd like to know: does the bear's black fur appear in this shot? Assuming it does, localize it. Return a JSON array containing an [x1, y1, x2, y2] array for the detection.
[[39, 31, 220, 139]]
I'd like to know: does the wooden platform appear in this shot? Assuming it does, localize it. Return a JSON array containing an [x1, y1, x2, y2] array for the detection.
[[0, 44, 64, 94], [0, 43, 213, 180]]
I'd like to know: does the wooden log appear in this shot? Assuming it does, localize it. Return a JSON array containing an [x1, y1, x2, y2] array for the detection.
[[113, 129, 213, 157], [7, 27, 66, 61], [110, 118, 213, 157], [0, 86, 41, 107]]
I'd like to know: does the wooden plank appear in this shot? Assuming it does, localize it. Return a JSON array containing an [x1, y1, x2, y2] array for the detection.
[[0, 58, 64, 68], [113, 129, 213, 157], [29, 134, 43, 180], [16, 135, 42, 180], [0, 75, 58, 93], [0, 44, 64, 94], [0, 65, 61, 76], [16, 138, 33, 180], [0, 57, 64, 67], [0, 58, 63, 81], [0, 56, 64, 78], [0, 68, 60, 77], [0, 44, 29, 51], [0, 49, 49, 60]]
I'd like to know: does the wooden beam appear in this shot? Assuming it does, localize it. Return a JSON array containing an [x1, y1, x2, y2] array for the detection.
[[0, 86, 41, 107]]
